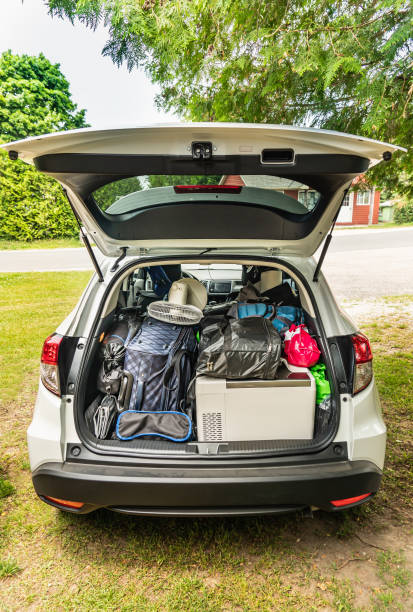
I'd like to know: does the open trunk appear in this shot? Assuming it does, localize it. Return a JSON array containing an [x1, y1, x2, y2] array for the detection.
[[75, 257, 338, 458], [6, 123, 397, 458]]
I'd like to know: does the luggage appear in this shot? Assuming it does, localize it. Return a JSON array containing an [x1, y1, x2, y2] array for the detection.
[[310, 363, 332, 435], [197, 317, 282, 380], [232, 302, 303, 336], [124, 317, 197, 413], [310, 363, 331, 403], [97, 342, 126, 395], [116, 410, 192, 442], [271, 306, 304, 335], [97, 315, 140, 398], [260, 281, 301, 307], [284, 324, 321, 367]]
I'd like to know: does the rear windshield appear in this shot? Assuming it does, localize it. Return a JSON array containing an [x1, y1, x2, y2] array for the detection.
[[92, 175, 321, 216]]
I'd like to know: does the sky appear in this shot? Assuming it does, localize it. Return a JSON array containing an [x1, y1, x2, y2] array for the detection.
[[0, 0, 175, 127]]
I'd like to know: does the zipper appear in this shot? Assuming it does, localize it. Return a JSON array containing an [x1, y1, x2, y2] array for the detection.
[[263, 318, 273, 380]]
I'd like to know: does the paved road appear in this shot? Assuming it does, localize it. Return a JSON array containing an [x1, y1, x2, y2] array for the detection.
[[320, 227, 413, 299], [1, 227, 412, 300]]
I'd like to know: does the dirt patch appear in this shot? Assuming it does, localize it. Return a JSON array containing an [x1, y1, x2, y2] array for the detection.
[[343, 296, 413, 327]]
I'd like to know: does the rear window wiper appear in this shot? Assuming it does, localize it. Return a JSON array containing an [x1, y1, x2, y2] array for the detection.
[[198, 248, 217, 255]]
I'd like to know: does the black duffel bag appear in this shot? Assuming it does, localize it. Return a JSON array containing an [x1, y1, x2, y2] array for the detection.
[[197, 317, 282, 380], [116, 410, 193, 442]]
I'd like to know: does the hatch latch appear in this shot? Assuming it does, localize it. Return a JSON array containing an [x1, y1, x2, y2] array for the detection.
[[192, 141, 213, 160]]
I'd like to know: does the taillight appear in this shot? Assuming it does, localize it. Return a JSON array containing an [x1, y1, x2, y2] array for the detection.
[[352, 333, 373, 394], [330, 493, 371, 507], [40, 334, 63, 396], [173, 185, 242, 194]]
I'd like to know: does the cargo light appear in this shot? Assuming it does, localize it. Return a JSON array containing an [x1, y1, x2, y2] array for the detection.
[[44, 496, 84, 509], [352, 333, 373, 394], [174, 185, 242, 194], [330, 493, 371, 507], [40, 333, 63, 396]]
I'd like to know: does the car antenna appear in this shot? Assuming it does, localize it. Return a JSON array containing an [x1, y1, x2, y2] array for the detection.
[[313, 190, 348, 283], [62, 189, 105, 283]]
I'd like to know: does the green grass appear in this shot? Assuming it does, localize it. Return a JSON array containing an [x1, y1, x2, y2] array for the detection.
[[0, 273, 411, 610], [0, 558, 21, 578], [0, 271, 91, 404], [0, 237, 82, 250], [0, 477, 15, 499], [335, 222, 413, 230]]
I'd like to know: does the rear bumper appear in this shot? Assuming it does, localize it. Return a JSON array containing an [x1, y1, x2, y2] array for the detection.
[[32, 459, 382, 516]]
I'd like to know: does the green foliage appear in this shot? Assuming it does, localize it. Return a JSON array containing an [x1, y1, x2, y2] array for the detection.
[[47, 0, 412, 197], [93, 176, 142, 210], [0, 477, 15, 499], [0, 50, 87, 140], [147, 175, 221, 188], [394, 202, 413, 224], [0, 51, 88, 240], [0, 558, 20, 578], [0, 150, 78, 240]]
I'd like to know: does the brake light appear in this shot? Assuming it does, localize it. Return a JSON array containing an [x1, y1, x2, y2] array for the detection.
[[44, 496, 84, 509], [330, 493, 371, 507], [173, 185, 242, 194], [40, 334, 63, 396], [352, 333, 373, 394]]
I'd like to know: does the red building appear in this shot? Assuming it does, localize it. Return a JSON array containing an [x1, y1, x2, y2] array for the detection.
[[222, 175, 380, 226]]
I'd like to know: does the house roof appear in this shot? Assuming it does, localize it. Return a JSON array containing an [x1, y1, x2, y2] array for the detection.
[[240, 175, 311, 190]]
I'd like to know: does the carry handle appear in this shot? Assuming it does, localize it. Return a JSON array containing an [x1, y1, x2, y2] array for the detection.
[[163, 349, 188, 391], [163, 349, 189, 413]]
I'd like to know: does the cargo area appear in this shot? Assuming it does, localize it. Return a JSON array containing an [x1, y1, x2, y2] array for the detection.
[[76, 259, 337, 457]]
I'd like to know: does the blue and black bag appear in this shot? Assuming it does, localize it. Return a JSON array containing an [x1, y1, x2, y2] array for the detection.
[[117, 317, 197, 441], [235, 303, 304, 336]]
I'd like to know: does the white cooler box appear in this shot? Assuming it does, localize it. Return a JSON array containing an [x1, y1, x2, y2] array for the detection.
[[195, 363, 316, 442]]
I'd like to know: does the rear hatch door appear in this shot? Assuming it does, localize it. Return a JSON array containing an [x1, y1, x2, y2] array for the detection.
[[2, 123, 404, 257]]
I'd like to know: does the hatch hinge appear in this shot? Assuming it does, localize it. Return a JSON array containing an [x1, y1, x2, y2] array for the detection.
[[139, 247, 149, 256], [267, 247, 280, 256], [110, 247, 128, 272], [313, 190, 348, 283], [63, 189, 105, 283]]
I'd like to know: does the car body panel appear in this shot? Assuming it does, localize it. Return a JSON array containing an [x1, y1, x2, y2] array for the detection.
[[32, 458, 382, 514], [2, 123, 404, 258], [3, 123, 404, 164]]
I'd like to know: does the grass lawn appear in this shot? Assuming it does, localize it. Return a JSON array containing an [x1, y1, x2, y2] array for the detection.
[[0, 238, 82, 250], [0, 274, 412, 611], [336, 222, 413, 230]]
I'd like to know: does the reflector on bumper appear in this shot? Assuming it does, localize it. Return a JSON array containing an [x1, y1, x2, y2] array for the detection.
[[330, 493, 371, 507]]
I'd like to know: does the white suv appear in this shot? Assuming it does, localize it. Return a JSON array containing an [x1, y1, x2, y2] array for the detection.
[[3, 123, 404, 516]]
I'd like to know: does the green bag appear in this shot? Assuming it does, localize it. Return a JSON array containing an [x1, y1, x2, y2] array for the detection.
[[310, 363, 331, 404]]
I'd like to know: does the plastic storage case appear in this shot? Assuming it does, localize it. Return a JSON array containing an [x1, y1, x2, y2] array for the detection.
[[195, 360, 316, 442]]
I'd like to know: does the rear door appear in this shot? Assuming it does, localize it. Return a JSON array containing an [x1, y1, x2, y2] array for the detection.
[[2, 123, 403, 257]]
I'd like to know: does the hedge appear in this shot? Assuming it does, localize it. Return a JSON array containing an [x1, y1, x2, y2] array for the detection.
[[0, 151, 78, 241], [393, 202, 413, 224]]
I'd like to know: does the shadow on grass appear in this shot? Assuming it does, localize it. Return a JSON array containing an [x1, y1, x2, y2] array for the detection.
[[51, 505, 372, 572]]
